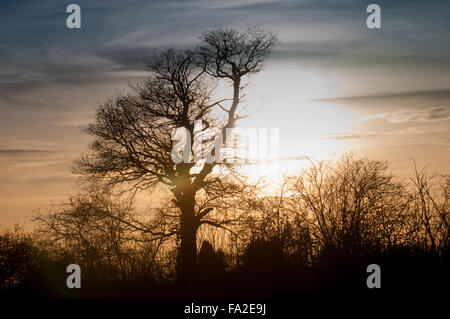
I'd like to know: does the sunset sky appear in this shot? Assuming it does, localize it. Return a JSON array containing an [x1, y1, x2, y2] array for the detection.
[[1, 0, 450, 228]]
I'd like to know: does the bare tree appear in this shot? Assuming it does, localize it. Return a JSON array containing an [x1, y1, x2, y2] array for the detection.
[[74, 27, 278, 282], [33, 185, 167, 281], [240, 178, 313, 267], [288, 153, 413, 256], [0, 225, 38, 290], [410, 163, 449, 256]]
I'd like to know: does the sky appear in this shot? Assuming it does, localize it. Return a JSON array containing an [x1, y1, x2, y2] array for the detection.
[[1, 0, 450, 228]]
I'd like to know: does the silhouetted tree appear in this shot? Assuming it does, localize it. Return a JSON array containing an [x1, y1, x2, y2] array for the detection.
[[410, 163, 449, 257], [240, 179, 312, 266], [288, 154, 413, 257], [74, 27, 278, 283], [34, 185, 165, 282], [197, 240, 226, 282], [0, 226, 37, 291]]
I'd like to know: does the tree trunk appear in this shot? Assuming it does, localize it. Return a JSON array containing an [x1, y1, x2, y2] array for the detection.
[[179, 190, 198, 285]]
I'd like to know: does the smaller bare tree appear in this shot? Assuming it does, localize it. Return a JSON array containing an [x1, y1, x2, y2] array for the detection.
[[33, 184, 168, 282], [410, 162, 449, 257], [288, 153, 413, 256]]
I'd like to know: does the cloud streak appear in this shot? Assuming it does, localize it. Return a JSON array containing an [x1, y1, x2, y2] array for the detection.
[[0, 149, 54, 156], [362, 106, 450, 124], [324, 133, 382, 140]]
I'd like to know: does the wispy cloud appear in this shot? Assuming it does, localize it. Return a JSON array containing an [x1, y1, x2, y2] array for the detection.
[[361, 107, 450, 124], [0, 149, 54, 156], [324, 133, 382, 140], [317, 89, 450, 106]]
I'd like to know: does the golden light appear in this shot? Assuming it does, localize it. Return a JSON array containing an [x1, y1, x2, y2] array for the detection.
[[236, 66, 356, 184]]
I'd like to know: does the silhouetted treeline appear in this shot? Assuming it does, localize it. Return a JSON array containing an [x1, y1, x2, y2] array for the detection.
[[1, 154, 448, 299]]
